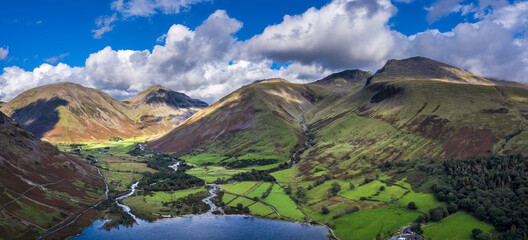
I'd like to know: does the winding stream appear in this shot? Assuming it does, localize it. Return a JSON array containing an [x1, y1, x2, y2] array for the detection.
[[115, 181, 139, 221], [202, 185, 224, 215]]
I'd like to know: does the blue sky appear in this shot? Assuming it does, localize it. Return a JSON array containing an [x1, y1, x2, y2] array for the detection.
[[0, 0, 527, 102]]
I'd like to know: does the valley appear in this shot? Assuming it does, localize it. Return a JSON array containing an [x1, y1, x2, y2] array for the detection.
[[1, 57, 528, 240]]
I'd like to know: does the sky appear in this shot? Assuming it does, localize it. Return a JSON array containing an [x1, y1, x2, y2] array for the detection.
[[0, 0, 527, 103]]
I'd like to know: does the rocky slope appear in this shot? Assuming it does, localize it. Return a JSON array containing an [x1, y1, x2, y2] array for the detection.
[[0, 83, 207, 143], [0, 111, 105, 239]]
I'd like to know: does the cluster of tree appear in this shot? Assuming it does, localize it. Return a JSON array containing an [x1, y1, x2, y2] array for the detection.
[[261, 184, 274, 198], [330, 182, 341, 196], [230, 169, 276, 182], [433, 155, 528, 239], [159, 191, 211, 215], [224, 158, 277, 168], [108, 136, 123, 142], [95, 199, 136, 230], [138, 171, 204, 191]]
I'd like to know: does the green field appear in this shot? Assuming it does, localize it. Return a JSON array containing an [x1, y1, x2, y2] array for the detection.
[[246, 182, 272, 198], [221, 181, 259, 195], [248, 202, 275, 216], [222, 193, 237, 204], [101, 170, 142, 191], [399, 191, 441, 211], [262, 185, 305, 219], [333, 206, 420, 240], [340, 180, 385, 200], [370, 184, 408, 202], [423, 212, 494, 240], [227, 197, 255, 208], [186, 165, 247, 183]]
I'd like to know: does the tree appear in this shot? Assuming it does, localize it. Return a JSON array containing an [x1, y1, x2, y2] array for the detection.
[[447, 202, 459, 214], [429, 207, 445, 222], [472, 229, 483, 239], [408, 201, 417, 210], [330, 182, 341, 196], [237, 203, 243, 211], [411, 224, 423, 234], [349, 183, 355, 189], [322, 206, 330, 215], [379, 186, 385, 191]]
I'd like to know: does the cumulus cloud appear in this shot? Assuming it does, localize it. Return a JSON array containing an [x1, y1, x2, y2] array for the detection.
[[244, 0, 407, 70], [0, 47, 8, 60], [1, 0, 528, 104]]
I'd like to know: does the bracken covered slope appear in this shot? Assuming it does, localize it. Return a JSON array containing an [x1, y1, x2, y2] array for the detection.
[[0, 111, 104, 239]]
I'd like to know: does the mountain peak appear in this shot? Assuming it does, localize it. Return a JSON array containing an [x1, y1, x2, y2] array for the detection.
[[126, 85, 208, 108], [314, 69, 373, 86], [368, 56, 494, 86]]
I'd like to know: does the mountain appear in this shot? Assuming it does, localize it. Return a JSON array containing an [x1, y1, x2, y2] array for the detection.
[[0, 83, 207, 143], [122, 85, 208, 133], [0, 111, 104, 239], [297, 56, 528, 178], [148, 57, 528, 178], [147, 79, 318, 168]]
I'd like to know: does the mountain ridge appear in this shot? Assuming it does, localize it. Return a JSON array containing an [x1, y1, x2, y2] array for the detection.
[[0, 82, 208, 143]]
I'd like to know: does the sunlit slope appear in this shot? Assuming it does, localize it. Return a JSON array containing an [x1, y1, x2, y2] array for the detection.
[[122, 85, 208, 134], [0, 112, 104, 239], [297, 57, 528, 178], [148, 79, 316, 166], [0, 83, 207, 143]]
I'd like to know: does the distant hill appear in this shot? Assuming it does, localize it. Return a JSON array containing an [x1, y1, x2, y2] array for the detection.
[[0, 83, 207, 143], [0, 111, 104, 239], [123, 85, 208, 133]]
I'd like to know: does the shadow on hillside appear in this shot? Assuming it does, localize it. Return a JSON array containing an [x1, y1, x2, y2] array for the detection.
[[11, 97, 68, 138]]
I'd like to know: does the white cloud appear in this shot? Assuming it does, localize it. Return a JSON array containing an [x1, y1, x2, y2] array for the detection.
[[425, 0, 464, 23], [92, 13, 118, 39], [0, 47, 8, 60], [1, 0, 528, 104], [44, 53, 70, 64], [111, 0, 209, 17], [92, 0, 209, 38], [244, 0, 407, 70]]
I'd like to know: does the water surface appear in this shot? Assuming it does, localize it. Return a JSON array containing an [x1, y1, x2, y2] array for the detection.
[[73, 215, 330, 240]]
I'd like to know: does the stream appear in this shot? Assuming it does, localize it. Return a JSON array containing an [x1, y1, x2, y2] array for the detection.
[[115, 181, 139, 221]]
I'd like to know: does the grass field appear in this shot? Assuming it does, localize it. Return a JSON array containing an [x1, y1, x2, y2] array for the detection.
[[248, 202, 275, 216], [262, 185, 305, 219], [399, 191, 441, 211], [370, 184, 408, 202], [340, 180, 385, 200], [227, 197, 255, 208], [101, 169, 142, 191], [246, 182, 272, 198], [186, 165, 247, 183], [222, 193, 237, 204], [423, 212, 494, 240], [221, 181, 259, 195], [333, 206, 420, 240]]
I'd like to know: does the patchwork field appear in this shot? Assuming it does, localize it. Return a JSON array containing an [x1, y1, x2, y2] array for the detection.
[[333, 206, 420, 240], [423, 212, 494, 240]]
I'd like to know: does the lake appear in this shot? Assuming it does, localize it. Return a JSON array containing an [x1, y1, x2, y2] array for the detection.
[[73, 215, 331, 240]]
